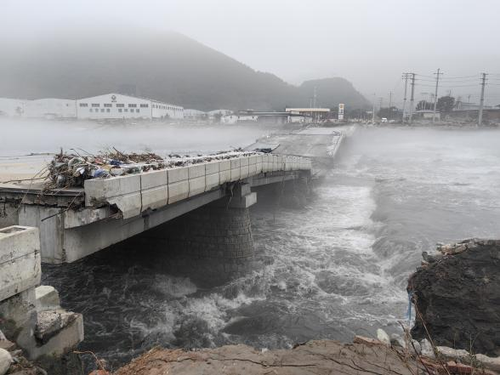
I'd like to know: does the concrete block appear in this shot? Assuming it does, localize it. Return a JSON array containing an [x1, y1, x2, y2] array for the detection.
[[141, 186, 168, 211], [227, 192, 257, 209], [167, 167, 189, 184], [219, 170, 231, 184], [206, 173, 220, 191], [84, 174, 140, 206], [205, 161, 220, 175], [108, 192, 142, 219], [219, 160, 230, 171], [240, 165, 249, 179], [230, 158, 241, 169], [32, 310, 84, 358], [0, 226, 41, 302], [140, 170, 168, 190], [230, 167, 241, 181], [64, 207, 111, 229], [35, 285, 60, 311], [240, 157, 249, 167], [189, 176, 206, 197], [255, 161, 263, 174], [248, 163, 257, 176], [168, 181, 189, 203], [248, 155, 258, 165], [188, 164, 206, 179]]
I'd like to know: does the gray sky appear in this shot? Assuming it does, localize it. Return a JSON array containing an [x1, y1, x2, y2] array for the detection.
[[3, 0, 500, 105]]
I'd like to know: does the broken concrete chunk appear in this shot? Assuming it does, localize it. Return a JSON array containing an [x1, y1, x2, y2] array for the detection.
[[35, 285, 60, 312], [35, 309, 79, 344]]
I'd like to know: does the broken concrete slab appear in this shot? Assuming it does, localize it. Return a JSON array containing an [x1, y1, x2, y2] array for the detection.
[[0, 226, 40, 302], [35, 286, 60, 312]]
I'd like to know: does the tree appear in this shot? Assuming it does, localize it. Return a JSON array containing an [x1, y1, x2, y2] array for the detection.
[[437, 96, 455, 113], [416, 100, 432, 111], [377, 106, 399, 119]]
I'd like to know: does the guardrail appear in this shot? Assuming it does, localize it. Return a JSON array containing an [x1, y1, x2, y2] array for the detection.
[[83, 153, 312, 218]]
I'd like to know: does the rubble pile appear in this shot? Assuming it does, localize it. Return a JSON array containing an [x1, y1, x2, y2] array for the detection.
[[45, 149, 259, 189]]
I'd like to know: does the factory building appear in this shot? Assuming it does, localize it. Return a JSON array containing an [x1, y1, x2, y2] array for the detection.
[[24, 98, 77, 119], [0, 98, 25, 117], [76, 93, 183, 120]]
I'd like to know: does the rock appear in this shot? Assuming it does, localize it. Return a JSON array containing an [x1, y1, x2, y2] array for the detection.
[[0, 348, 13, 375], [408, 239, 500, 355], [420, 339, 435, 358], [390, 333, 403, 347], [376, 328, 391, 345], [476, 354, 500, 372], [0, 340, 15, 352], [436, 346, 469, 361], [411, 340, 422, 355]]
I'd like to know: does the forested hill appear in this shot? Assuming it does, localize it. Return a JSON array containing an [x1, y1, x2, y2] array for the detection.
[[0, 29, 368, 111]]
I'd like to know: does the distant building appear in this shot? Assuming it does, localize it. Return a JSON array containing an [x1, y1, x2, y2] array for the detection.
[[0, 93, 184, 120], [24, 98, 76, 119], [414, 110, 440, 120], [184, 109, 207, 120], [285, 107, 330, 121], [0, 98, 25, 117], [76, 93, 183, 120]]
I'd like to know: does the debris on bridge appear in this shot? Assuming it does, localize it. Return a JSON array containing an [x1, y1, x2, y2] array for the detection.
[[45, 148, 260, 189]]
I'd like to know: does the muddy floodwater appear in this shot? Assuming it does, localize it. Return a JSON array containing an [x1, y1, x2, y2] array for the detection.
[[41, 126, 500, 372]]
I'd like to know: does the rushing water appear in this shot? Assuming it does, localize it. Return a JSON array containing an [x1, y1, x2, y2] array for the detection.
[[42, 126, 500, 372]]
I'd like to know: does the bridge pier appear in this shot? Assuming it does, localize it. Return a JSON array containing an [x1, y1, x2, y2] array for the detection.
[[144, 184, 256, 285]]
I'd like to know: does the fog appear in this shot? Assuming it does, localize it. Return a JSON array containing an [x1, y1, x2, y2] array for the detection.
[[2, 0, 500, 105], [0, 119, 268, 156]]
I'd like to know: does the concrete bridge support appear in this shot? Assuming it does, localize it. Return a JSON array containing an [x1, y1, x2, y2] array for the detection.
[[144, 184, 256, 285]]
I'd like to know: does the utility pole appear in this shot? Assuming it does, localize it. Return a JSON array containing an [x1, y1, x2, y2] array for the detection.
[[478, 73, 487, 127], [402, 73, 410, 123], [379, 97, 383, 111], [389, 91, 392, 108], [432, 68, 442, 123], [409, 73, 416, 124], [372, 93, 376, 124]]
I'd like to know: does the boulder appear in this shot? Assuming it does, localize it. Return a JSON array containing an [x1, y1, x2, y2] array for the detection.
[[376, 328, 391, 345], [408, 239, 500, 356], [0, 348, 12, 375]]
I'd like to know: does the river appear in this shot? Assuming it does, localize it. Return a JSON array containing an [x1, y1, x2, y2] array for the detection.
[[42, 126, 500, 372]]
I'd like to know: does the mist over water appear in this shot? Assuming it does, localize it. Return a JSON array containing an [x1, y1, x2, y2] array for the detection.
[[41, 126, 500, 372], [0, 118, 270, 156]]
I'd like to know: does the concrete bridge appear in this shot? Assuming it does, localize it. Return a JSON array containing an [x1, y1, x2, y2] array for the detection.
[[0, 153, 312, 265]]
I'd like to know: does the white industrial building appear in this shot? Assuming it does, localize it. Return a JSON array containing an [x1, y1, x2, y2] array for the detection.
[[0, 98, 25, 117], [184, 109, 207, 120], [24, 98, 77, 119], [0, 93, 184, 120], [76, 93, 183, 120]]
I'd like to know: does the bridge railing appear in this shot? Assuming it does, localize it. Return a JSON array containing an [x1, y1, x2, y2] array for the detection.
[[83, 153, 311, 219]]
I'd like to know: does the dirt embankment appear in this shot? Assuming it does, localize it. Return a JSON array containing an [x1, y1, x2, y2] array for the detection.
[[113, 340, 421, 375]]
